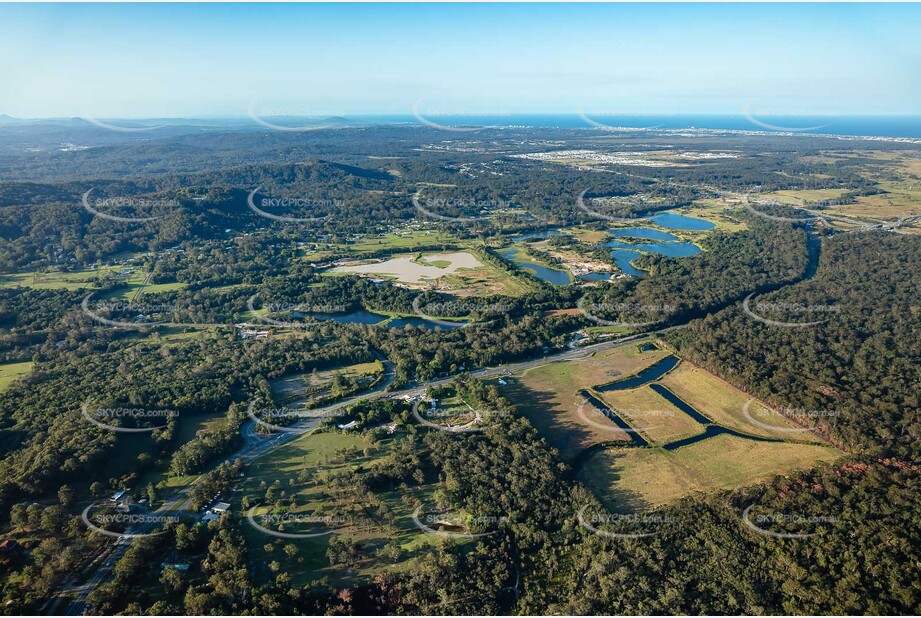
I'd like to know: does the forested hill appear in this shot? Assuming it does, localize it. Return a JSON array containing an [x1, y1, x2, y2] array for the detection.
[[668, 231, 921, 458]]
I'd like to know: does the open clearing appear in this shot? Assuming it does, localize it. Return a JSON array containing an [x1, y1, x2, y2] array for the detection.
[[503, 342, 668, 459], [240, 430, 443, 586], [577, 435, 842, 513], [657, 363, 824, 441], [0, 360, 32, 392], [597, 386, 704, 444]]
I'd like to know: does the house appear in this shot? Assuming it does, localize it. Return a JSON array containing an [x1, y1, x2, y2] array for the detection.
[[210, 502, 231, 514], [201, 513, 220, 523], [337, 420, 359, 430], [497, 378, 508, 386], [110, 490, 126, 503]]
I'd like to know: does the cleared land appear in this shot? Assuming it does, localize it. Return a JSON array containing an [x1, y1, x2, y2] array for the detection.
[[504, 342, 668, 459], [241, 431, 441, 586], [597, 385, 704, 444], [578, 435, 842, 513], [0, 360, 32, 392], [657, 363, 824, 442]]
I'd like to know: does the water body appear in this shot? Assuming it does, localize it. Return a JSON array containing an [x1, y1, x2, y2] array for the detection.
[[311, 310, 387, 325], [388, 316, 465, 330], [649, 384, 712, 424], [604, 239, 701, 258], [579, 389, 648, 447], [609, 248, 646, 277], [512, 229, 564, 241], [639, 342, 657, 352], [364, 114, 921, 138], [579, 272, 616, 282], [645, 212, 716, 231], [608, 227, 679, 242], [596, 356, 681, 392], [497, 247, 572, 285], [662, 424, 783, 451]]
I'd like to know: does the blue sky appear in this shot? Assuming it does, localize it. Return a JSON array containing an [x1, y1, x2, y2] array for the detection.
[[1, 3, 919, 118]]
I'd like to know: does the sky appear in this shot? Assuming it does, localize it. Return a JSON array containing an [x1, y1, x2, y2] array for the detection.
[[1, 2, 919, 119]]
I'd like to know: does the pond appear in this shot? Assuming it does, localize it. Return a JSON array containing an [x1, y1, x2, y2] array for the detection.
[[512, 229, 564, 241], [608, 227, 679, 242], [604, 239, 702, 258], [645, 212, 716, 231], [662, 424, 783, 451], [497, 247, 573, 286], [609, 248, 647, 277], [388, 316, 466, 330], [310, 309, 388, 324], [596, 356, 680, 391]]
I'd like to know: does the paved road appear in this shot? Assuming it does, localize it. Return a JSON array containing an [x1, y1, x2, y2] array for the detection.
[[59, 328, 681, 615]]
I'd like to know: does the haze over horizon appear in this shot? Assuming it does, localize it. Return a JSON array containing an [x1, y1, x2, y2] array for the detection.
[[1, 3, 919, 120]]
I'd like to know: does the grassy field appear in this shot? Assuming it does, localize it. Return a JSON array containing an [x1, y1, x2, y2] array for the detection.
[[578, 435, 842, 513], [503, 342, 668, 459], [0, 361, 32, 392], [337, 229, 457, 253], [240, 430, 442, 586], [597, 386, 704, 444], [657, 364, 824, 442]]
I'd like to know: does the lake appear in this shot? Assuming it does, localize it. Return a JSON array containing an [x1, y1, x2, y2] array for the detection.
[[309, 310, 464, 329], [645, 212, 716, 231], [608, 227, 679, 241], [604, 238, 701, 258], [609, 248, 647, 277], [497, 247, 572, 286]]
